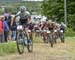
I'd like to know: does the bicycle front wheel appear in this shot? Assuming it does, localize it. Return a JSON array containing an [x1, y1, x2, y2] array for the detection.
[[49, 34, 53, 47], [16, 32, 24, 54]]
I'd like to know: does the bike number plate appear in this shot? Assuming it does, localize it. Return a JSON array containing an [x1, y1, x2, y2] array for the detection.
[[17, 25, 23, 30], [47, 30, 50, 33], [28, 30, 31, 32], [43, 30, 46, 32], [54, 30, 57, 32], [60, 30, 63, 33], [36, 30, 40, 32]]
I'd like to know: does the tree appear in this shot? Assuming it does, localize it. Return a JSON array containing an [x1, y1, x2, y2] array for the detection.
[[41, 0, 75, 31]]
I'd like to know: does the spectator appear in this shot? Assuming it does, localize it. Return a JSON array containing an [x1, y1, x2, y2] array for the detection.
[[0, 16, 4, 43], [3, 9, 9, 19], [8, 13, 12, 29], [4, 16, 9, 42], [11, 19, 17, 40], [7, 13, 12, 41]]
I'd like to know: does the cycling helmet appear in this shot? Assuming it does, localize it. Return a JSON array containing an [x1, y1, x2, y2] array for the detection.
[[48, 20, 52, 23], [40, 16, 46, 23], [20, 6, 26, 12], [61, 22, 64, 25]]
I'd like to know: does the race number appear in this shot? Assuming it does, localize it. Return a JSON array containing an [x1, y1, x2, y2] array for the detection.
[[47, 30, 50, 33], [17, 25, 23, 30], [60, 30, 63, 33]]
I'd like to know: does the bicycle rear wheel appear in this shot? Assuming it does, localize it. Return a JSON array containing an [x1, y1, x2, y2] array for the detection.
[[27, 33, 33, 52], [16, 32, 24, 54]]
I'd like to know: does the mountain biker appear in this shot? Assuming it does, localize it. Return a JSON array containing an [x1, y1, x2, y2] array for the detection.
[[60, 22, 67, 33], [0, 16, 4, 43], [47, 21, 58, 44], [47, 21, 54, 32], [40, 16, 47, 31], [40, 16, 48, 41], [12, 6, 32, 42]]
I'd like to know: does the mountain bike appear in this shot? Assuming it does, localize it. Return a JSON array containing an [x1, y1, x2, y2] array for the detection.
[[16, 25, 33, 54], [59, 30, 64, 43], [42, 30, 48, 43], [47, 30, 54, 47]]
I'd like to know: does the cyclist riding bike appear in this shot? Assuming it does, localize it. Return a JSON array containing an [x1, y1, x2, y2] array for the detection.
[[60, 22, 67, 33], [40, 17, 48, 42], [12, 6, 32, 43], [40, 16, 47, 31]]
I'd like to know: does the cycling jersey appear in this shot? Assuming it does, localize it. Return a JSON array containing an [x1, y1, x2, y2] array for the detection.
[[0, 20, 4, 33], [41, 24, 46, 30], [48, 23, 54, 32], [15, 11, 31, 25], [48, 27, 53, 31], [34, 24, 39, 31]]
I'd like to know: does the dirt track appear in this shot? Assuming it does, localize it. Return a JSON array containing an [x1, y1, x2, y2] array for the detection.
[[0, 41, 75, 60]]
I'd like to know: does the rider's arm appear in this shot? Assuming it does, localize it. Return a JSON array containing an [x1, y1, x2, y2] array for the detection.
[[11, 16, 16, 26], [28, 15, 32, 23], [26, 11, 32, 24], [40, 22, 43, 29], [11, 11, 20, 26]]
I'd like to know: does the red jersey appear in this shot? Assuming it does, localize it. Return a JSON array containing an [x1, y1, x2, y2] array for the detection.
[[0, 20, 4, 33]]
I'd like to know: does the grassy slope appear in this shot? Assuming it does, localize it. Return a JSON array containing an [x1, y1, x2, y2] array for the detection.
[[0, 36, 75, 57], [0, 36, 42, 56], [0, 42, 17, 56]]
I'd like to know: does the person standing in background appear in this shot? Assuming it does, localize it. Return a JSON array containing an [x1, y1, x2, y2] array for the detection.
[[11, 18, 17, 40], [8, 12, 12, 29], [7, 13, 12, 41], [3, 9, 9, 18], [0, 16, 4, 43], [4, 16, 9, 42]]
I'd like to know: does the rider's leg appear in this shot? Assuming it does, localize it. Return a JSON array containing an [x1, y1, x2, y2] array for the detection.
[[25, 27, 30, 40]]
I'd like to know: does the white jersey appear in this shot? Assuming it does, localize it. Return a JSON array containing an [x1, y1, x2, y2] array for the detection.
[[40, 16, 47, 22]]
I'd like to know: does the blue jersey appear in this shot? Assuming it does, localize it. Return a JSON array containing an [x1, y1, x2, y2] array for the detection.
[[4, 21, 9, 31]]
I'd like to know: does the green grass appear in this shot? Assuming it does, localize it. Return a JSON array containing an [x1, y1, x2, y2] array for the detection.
[[0, 36, 42, 56], [65, 29, 75, 37], [0, 36, 75, 56], [0, 42, 17, 56]]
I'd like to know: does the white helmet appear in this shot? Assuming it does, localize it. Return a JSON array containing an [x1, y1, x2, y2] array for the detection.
[[41, 16, 47, 22], [48, 20, 52, 23], [20, 6, 26, 12]]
